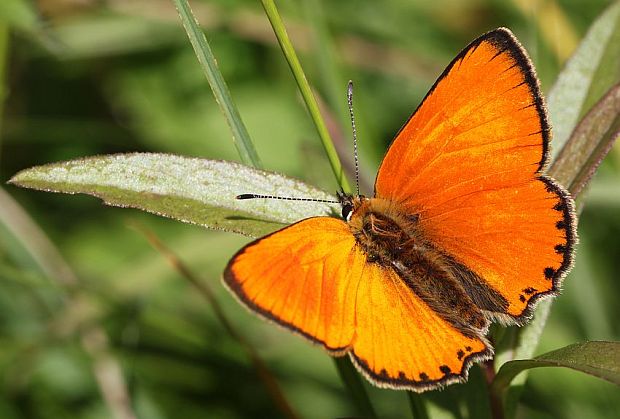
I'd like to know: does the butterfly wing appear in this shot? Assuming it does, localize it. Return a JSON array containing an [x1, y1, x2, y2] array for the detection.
[[224, 217, 362, 353], [350, 262, 490, 391], [225, 217, 491, 390], [374, 28, 576, 323]]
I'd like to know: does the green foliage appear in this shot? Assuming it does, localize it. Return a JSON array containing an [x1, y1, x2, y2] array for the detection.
[[10, 153, 335, 237], [1, 0, 619, 418], [493, 341, 620, 393]]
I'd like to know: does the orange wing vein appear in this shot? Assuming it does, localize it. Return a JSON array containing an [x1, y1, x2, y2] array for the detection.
[[375, 28, 577, 322]]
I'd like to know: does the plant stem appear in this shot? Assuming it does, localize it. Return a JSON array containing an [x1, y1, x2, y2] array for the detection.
[[333, 357, 377, 418], [407, 391, 429, 419], [260, 0, 351, 193], [484, 360, 505, 419]]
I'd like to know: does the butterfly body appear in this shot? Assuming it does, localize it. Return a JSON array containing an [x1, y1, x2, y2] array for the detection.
[[226, 28, 577, 391], [345, 194, 489, 336]]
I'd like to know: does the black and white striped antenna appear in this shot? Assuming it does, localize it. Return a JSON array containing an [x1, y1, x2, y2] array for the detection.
[[236, 82, 360, 204], [347, 80, 360, 196], [236, 193, 338, 203]]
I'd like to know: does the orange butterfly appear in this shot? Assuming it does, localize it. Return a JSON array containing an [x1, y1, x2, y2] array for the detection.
[[224, 28, 577, 392]]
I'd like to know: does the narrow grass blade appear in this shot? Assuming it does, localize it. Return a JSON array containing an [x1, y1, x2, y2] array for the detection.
[[333, 357, 377, 419], [172, 0, 262, 168], [0, 22, 7, 159], [407, 391, 429, 419], [260, 0, 351, 193], [492, 341, 620, 396], [9, 153, 337, 237]]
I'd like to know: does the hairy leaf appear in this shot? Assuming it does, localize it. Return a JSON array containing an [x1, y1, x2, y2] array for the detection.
[[9, 153, 338, 238]]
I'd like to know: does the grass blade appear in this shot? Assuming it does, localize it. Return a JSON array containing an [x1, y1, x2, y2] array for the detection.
[[407, 391, 429, 419], [333, 357, 377, 418], [172, 0, 262, 168], [260, 0, 351, 193]]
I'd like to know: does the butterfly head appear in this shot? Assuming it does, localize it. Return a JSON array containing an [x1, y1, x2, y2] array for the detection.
[[337, 191, 367, 222]]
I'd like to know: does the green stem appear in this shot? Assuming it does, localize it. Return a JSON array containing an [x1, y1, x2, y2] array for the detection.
[[172, 0, 262, 168], [260, 0, 351, 193], [333, 357, 377, 418], [407, 391, 429, 419], [0, 23, 9, 164]]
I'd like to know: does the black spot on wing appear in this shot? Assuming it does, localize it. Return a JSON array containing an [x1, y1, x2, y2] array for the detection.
[[553, 201, 566, 212], [512, 176, 578, 324], [544, 267, 555, 280]]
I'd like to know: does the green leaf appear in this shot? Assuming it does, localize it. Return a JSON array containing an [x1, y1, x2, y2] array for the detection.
[[547, 1, 620, 160], [8, 153, 338, 238], [550, 83, 620, 196], [492, 341, 620, 396]]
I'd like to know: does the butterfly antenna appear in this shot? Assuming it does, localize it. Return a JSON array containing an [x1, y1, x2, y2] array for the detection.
[[347, 80, 360, 196], [236, 194, 339, 204]]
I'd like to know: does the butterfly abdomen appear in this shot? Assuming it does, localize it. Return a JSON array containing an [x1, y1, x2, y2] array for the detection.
[[349, 198, 488, 336]]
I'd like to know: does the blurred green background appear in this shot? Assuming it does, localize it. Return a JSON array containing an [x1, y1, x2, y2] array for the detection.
[[1, 0, 619, 418]]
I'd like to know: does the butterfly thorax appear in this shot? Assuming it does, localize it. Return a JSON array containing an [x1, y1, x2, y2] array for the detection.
[[346, 196, 489, 335], [347, 196, 421, 261]]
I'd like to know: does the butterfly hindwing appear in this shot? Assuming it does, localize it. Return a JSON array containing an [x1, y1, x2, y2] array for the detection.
[[374, 28, 576, 323], [350, 261, 491, 391]]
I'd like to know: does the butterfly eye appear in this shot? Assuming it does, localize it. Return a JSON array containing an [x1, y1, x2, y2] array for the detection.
[[342, 204, 353, 221]]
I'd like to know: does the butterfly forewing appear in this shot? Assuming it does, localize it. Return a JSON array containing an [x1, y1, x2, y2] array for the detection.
[[224, 217, 360, 353], [374, 28, 576, 323]]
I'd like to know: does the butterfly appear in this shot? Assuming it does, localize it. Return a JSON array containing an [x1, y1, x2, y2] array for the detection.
[[224, 28, 577, 392]]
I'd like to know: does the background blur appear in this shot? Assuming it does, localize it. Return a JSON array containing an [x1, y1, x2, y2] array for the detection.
[[1, 0, 619, 418]]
